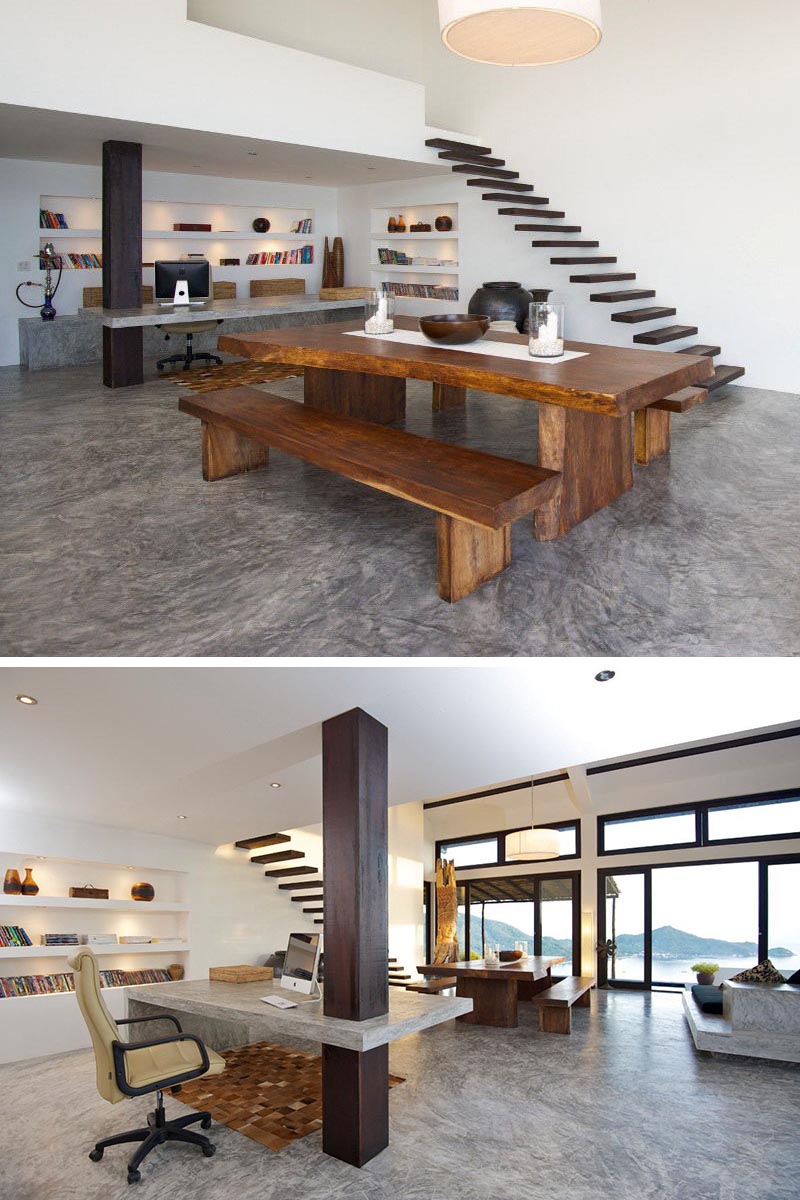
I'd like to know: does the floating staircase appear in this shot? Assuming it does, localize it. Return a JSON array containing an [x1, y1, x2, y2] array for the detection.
[[236, 832, 325, 926], [426, 136, 745, 393]]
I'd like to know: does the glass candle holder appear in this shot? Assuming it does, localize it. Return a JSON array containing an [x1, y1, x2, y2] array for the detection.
[[528, 302, 565, 357], [484, 943, 500, 965], [364, 287, 395, 334], [515, 940, 529, 958]]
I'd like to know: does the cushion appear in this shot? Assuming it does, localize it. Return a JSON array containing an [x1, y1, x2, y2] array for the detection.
[[124, 1039, 225, 1090], [691, 984, 723, 1014], [784, 967, 800, 987], [728, 959, 786, 985]]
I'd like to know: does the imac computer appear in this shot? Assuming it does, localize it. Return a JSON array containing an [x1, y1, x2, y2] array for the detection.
[[154, 259, 211, 306], [279, 932, 322, 997]]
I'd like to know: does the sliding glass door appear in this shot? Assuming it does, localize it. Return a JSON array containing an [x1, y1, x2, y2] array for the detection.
[[600, 870, 648, 987], [462, 872, 580, 975]]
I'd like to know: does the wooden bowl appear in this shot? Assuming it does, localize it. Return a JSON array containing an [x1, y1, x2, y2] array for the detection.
[[498, 949, 524, 963], [419, 313, 490, 345]]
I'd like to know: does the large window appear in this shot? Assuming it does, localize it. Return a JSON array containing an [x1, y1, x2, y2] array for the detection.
[[457, 872, 581, 975], [437, 821, 580, 869], [598, 789, 800, 856]]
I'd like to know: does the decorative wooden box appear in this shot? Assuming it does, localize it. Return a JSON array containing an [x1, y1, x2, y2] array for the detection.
[[69, 886, 109, 899], [209, 965, 274, 984]]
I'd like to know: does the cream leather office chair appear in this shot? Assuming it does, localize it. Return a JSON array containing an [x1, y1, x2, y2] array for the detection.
[[70, 948, 225, 1184], [156, 281, 233, 372]]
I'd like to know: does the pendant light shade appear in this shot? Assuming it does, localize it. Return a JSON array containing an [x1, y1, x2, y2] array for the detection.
[[438, 0, 603, 67], [505, 777, 561, 861]]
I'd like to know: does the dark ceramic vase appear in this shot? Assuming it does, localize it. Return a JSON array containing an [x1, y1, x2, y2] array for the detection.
[[21, 868, 39, 896], [435, 215, 453, 232], [468, 281, 532, 333], [131, 882, 155, 902], [3, 869, 22, 895]]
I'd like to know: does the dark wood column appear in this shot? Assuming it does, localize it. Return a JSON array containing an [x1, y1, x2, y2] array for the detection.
[[102, 140, 143, 388], [321, 707, 389, 1166]]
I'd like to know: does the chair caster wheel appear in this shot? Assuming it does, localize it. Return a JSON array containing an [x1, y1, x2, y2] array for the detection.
[[201, 1116, 212, 1130], [127, 1169, 141, 1184], [89, 1148, 104, 1162], [202, 1143, 216, 1157]]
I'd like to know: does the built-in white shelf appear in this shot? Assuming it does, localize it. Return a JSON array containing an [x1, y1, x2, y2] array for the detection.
[[40, 229, 316, 242], [0, 894, 188, 913], [0, 941, 190, 960], [371, 265, 459, 276], [371, 232, 459, 241]]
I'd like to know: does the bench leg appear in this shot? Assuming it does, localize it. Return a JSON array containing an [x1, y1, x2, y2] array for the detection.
[[576, 989, 592, 1008], [436, 516, 511, 603], [539, 1006, 571, 1035], [634, 407, 671, 465], [201, 421, 270, 482], [432, 383, 467, 412]]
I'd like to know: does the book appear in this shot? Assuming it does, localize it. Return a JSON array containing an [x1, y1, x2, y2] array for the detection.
[[0, 925, 32, 947]]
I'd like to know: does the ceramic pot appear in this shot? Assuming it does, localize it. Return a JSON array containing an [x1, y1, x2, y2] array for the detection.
[[131, 882, 155, 902], [396, 215, 406, 232], [435, 215, 453, 232], [387, 216, 397, 232], [21, 868, 39, 896], [468, 281, 532, 333], [167, 963, 185, 981], [3, 869, 22, 895], [696, 971, 716, 986]]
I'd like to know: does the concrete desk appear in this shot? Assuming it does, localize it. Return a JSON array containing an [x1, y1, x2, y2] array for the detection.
[[23, 295, 362, 386]]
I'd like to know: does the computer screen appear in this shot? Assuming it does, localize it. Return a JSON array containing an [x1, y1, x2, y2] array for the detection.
[[154, 259, 211, 303], [280, 932, 321, 995]]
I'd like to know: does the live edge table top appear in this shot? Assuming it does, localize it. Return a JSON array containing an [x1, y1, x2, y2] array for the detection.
[[419, 956, 565, 982], [219, 317, 713, 418]]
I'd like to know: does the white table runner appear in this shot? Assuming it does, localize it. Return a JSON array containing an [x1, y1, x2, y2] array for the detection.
[[345, 327, 588, 365]]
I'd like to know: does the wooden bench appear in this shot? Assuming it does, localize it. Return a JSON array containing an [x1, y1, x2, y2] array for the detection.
[[532, 976, 595, 1034], [178, 387, 561, 602], [634, 386, 707, 465], [405, 977, 458, 994]]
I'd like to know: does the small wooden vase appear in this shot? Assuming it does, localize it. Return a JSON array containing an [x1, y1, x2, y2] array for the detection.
[[396, 215, 406, 232], [331, 237, 344, 288], [387, 216, 397, 232], [21, 868, 39, 896], [321, 237, 337, 289], [3, 869, 22, 895], [131, 882, 155, 902]]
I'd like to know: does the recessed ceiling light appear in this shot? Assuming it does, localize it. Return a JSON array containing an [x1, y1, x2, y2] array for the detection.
[[177, 814, 188, 820], [270, 782, 282, 789], [594, 670, 616, 682], [16, 694, 38, 705]]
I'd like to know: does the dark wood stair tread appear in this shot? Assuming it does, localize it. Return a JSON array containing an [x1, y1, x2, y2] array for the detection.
[[590, 289, 656, 303], [452, 164, 519, 179], [570, 272, 636, 283], [651, 387, 708, 413], [611, 306, 677, 324], [500, 208, 565, 218], [388, 973, 412, 980], [388, 978, 410, 985], [484, 192, 549, 204], [235, 834, 290, 850], [291, 893, 324, 901], [517, 224, 582, 232], [264, 865, 321, 877], [279, 879, 323, 890], [438, 150, 506, 166], [633, 324, 699, 345], [425, 137, 493, 155], [531, 240, 598, 247], [468, 179, 533, 191], [552, 256, 617, 265], [314, 919, 324, 924], [303, 907, 324, 913], [703, 364, 745, 390], [677, 344, 721, 358], [250, 849, 305, 864]]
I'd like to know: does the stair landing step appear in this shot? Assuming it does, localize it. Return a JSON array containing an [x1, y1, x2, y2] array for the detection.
[[612, 306, 677, 324], [452, 163, 519, 179], [704, 364, 746, 390], [264, 865, 320, 878], [532, 240, 598, 247], [677, 344, 721, 358], [235, 833, 290, 851], [591, 289, 656, 303], [468, 178, 533, 191], [250, 849, 304, 864], [518, 224, 582, 233], [571, 273, 636, 283], [634, 324, 699, 345], [501, 208, 565, 219], [425, 136, 493, 155], [279, 879, 323, 890], [438, 150, 506, 166], [652, 387, 708, 413], [552, 256, 616, 265]]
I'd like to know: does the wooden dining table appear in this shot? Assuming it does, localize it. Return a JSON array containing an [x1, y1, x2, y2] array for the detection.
[[418, 957, 566, 1028], [220, 316, 713, 540]]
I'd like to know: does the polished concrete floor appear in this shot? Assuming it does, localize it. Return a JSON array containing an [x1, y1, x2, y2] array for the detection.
[[2, 991, 798, 1200], [1, 361, 797, 656]]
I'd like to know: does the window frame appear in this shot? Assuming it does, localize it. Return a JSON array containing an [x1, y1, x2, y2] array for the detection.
[[435, 819, 581, 870], [461, 868, 582, 976], [597, 788, 800, 857]]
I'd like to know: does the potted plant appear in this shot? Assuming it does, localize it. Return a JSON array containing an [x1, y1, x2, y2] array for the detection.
[[691, 962, 719, 985]]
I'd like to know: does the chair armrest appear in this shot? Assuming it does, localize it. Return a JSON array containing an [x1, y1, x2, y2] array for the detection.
[[116, 1014, 183, 1033], [111, 1033, 210, 1097]]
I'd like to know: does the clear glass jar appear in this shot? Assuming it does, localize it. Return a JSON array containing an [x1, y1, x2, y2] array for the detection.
[[515, 940, 529, 958], [528, 302, 565, 357], [364, 286, 395, 335]]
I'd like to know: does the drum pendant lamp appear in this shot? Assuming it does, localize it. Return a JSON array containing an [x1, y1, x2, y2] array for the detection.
[[438, 0, 603, 67], [505, 779, 561, 861]]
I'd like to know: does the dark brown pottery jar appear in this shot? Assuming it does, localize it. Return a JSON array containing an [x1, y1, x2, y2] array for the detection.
[[468, 281, 532, 332], [21, 868, 39, 896], [435, 215, 453, 232], [3, 868, 22, 895], [131, 882, 155, 902]]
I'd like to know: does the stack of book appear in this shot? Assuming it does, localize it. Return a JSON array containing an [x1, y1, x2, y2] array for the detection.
[[0, 926, 32, 948], [41, 934, 79, 946], [40, 209, 68, 228], [382, 281, 459, 301], [245, 246, 314, 266], [79, 933, 118, 946], [289, 218, 313, 234], [409, 257, 459, 268], [99, 968, 172, 988], [377, 248, 410, 265], [0, 966, 173, 998], [45, 252, 103, 270], [118, 935, 152, 944]]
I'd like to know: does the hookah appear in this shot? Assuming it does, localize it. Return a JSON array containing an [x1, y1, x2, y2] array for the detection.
[[16, 241, 63, 320]]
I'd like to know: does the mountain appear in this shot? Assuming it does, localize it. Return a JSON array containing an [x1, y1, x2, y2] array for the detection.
[[456, 913, 571, 959], [612, 925, 795, 959]]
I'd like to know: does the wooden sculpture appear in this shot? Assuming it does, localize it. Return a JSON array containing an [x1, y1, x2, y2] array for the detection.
[[433, 857, 459, 963]]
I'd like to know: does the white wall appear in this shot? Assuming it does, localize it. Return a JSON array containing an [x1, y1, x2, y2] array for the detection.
[[0, 159, 339, 367]]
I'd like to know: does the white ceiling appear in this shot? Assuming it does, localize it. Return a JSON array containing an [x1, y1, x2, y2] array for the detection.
[[0, 662, 798, 845], [0, 104, 447, 186]]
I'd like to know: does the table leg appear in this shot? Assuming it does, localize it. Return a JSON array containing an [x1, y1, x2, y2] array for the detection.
[[534, 404, 634, 540], [634, 407, 671, 465], [455, 977, 518, 1027], [103, 326, 143, 388], [322, 1044, 389, 1167], [304, 365, 406, 424], [432, 383, 467, 412]]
